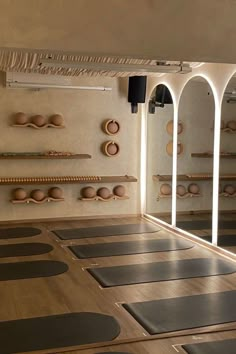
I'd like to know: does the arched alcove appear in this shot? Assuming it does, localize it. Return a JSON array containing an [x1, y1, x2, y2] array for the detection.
[[176, 76, 215, 243]]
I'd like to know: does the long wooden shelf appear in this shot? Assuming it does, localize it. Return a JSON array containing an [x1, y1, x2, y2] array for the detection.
[[0, 153, 91, 160], [191, 152, 236, 159], [154, 174, 236, 181], [0, 175, 137, 185]]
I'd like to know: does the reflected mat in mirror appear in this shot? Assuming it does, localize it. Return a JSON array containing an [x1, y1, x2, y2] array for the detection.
[[176, 220, 236, 230], [201, 234, 236, 246], [0, 312, 120, 353], [88, 258, 236, 287], [123, 291, 236, 334], [182, 339, 236, 354], [52, 223, 160, 240]]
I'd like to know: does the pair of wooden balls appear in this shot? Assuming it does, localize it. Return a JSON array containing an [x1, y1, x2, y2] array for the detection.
[[224, 184, 235, 195], [226, 120, 236, 130]]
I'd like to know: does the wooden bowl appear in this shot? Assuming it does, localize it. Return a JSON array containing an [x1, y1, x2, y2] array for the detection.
[[103, 119, 120, 135], [102, 141, 120, 157]]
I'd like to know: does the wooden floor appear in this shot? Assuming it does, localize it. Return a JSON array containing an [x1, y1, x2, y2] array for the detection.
[[0, 216, 235, 354]]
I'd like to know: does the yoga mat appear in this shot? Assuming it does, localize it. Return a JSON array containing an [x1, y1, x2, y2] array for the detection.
[[177, 220, 236, 230], [0, 227, 41, 239], [70, 239, 194, 259], [0, 312, 120, 353], [182, 339, 236, 354], [53, 223, 160, 240], [0, 260, 68, 281], [0, 243, 53, 258], [202, 234, 236, 246], [123, 290, 236, 334], [88, 258, 236, 287]]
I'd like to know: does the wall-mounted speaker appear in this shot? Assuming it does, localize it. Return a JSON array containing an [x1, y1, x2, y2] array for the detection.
[[128, 76, 147, 113]]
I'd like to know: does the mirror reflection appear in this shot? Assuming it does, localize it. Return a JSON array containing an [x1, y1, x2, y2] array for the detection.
[[176, 76, 215, 243], [146, 84, 173, 225], [218, 75, 236, 254]]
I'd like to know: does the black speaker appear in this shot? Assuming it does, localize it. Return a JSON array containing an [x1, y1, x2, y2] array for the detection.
[[155, 84, 173, 105], [128, 76, 147, 113]]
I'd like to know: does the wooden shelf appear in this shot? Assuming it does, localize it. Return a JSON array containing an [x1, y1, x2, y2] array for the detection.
[[191, 152, 236, 159], [154, 174, 236, 181], [157, 193, 200, 200], [0, 153, 91, 160], [0, 175, 137, 185], [79, 195, 129, 202], [11, 197, 64, 204], [219, 192, 236, 198], [221, 127, 236, 134]]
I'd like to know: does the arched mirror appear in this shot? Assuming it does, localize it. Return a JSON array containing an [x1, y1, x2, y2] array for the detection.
[[176, 76, 215, 243], [219, 75, 236, 254], [146, 84, 174, 225]]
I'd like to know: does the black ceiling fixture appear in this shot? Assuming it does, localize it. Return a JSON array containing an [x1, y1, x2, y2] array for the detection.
[[128, 76, 147, 113], [149, 84, 173, 114]]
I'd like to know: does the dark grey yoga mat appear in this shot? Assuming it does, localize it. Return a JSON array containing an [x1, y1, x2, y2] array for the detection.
[[52, 223, 160, 240], [0, 227, 41, 239], [0, 312, 120, 354], [182, 339, 236, 354], [69, 239, 194, 259], [96, 353, 132, 354], [88, 258, 236, 287], [0, 243, 53, 258], [177, 220, 236, 230], [0, 260, 68, 281], [123, 290, 236, 335]]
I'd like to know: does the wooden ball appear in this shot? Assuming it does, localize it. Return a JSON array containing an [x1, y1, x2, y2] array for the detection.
[[48, 187, 63, 199], [160, 184, 172, 195], [31, 115, 46, 127], [50, 114, 64, 126], [224, 184, 235, 195], [14, 188, 27, 200], [227, 120, 236, 130], [113, 185, 126, 197], [97, 187, 111, 199], [166, 141, 183, 156], [177, 185, 186, 196], [31, 189, 45, 201], [15, 112, 27, 125], [81, 186, 96, 198], [188, 183, 200, 194]]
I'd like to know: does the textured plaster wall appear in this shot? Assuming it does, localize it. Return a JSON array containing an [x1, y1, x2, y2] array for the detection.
[[0, 74, 140, 221]]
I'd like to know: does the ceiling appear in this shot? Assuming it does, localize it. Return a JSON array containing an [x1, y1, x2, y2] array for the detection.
[[0, 0, 236, 65]]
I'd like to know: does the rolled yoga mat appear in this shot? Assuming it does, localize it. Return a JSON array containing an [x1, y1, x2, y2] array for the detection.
[[0, 260, 68, 281], [88, 258, 236, 287], [123, 290, 236, 335], [182, 339, 236, 354], [0, 312, 120, 353], [176, 220, 236, 230], [69, 239, 194, 259], [0, 227, 41, 239], [52, 223, 160, 240], [0, 243, 53, 258]]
